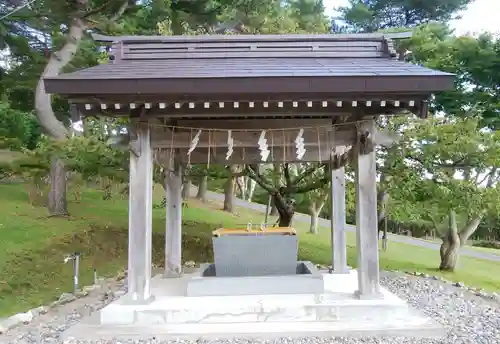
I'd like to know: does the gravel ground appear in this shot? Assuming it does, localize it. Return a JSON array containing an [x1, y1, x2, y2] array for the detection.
[[1, 271, 499, 344]]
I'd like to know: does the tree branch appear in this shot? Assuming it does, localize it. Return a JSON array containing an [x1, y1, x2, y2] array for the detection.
[[331, 146, 356, 169], [83, 0, 115, 18], [284, 163, 292, 188], [235, 177, 244, 196], [244, 165, 277, 194], [458, 216, 482, 245], [109, 0, 129, 21], [293, 163, 323, 185], [407, 154, 471, 169], [447, 209, 461, 247], [485, 167, 498, 188], [291, 175, 330, 194]]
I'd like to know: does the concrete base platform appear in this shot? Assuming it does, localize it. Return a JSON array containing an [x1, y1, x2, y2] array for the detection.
[[187, 261, 324, 297], [62, 270, 444, 341]]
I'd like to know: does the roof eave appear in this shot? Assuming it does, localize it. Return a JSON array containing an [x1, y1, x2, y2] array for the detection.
[[44, 74, 455, 96]]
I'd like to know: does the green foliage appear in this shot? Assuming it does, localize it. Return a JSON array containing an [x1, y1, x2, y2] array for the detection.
[[472, 241, 500, 250], [413, 30, 500, 129], [0, 100, 40, 150], [388, 117, 500, 224], [286, 0, 329, 33], [336, 0, 472, 32], [7, 135, 128, 182]]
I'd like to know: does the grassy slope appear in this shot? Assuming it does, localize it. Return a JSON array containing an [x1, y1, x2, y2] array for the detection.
[[0, 183, 499, 318]]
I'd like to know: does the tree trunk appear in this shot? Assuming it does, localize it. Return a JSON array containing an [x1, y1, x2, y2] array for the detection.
[[237, 176, 247, 199], [35, 19, 86, 216], [48, 157, 68, 216], [309, 208, 319, 234], [181, 178, 191, 200], [223, 173, 235, 212], [278, 210, 294, 227], [235, 177, 244, 198], [101, 176, 113, 200], [247, 179, 256, 201], [34, 2, 129, 216], [377, 177, 390, 237], [269, 195, 279, 216], [439, 210, 482, 271], [269, 163, 280, 216], [196, 175, 208, 202], [273, 194, 295, 227], [308, 195, 327, 234], [439, 235, 460, 271]]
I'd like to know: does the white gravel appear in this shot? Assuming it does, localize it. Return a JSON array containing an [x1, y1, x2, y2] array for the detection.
[[1, 271, 499, 344]]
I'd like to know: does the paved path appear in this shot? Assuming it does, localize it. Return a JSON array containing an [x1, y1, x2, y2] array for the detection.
[[204, 190, 500, 263]]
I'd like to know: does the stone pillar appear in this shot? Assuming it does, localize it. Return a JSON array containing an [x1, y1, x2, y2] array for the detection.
[[165, 159, 183, 277], [354, 120, 382, 299], [330, 163, 349, 274], [127, 126, 154, 303]]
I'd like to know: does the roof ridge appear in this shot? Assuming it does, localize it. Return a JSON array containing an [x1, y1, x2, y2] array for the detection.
[[105, 34, 404, 63], [92, 32, 412, 44]]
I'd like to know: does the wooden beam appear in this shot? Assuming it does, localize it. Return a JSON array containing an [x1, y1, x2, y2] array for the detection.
[[176, 118, 334, 130], [127, 126, 154, 303], [150, 126, 356, 149], [330, 144, 349, 274], [165, 160, 183, 277], [157, 146, 341, 164], [70, 93, 426, 105], [354, 120, 382, 299], [383, 31, 413, 39]]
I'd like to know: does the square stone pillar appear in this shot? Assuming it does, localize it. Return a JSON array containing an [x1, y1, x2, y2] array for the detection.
[[330, 163, 349, 274], [165, 159, 183, 277], [354, 120, 382, 299], [127, 126, 154, 303]]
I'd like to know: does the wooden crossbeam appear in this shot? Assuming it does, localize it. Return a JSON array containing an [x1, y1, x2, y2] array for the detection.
[[150, 126, 356, 149], [156, 146, 341, 164]]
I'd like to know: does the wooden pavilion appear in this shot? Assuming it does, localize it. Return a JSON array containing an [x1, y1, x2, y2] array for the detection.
[[44, 32, 454, 306]]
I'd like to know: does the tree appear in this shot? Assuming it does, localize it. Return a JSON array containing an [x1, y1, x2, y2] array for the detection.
[[0, 100, 40, 150], [0, 0, 135, 215], [287, 0, 329, 33], [196, 174, 208, 202], [246, 163, 331, 226], [306, 185, 329, 234], [336, 0, 472, 32], [223, 165, 238, 212], [5, 134, 128, 204], [389, 116, 500, 271], [409, 29, 500, 130], [334, 3, 486, 241]]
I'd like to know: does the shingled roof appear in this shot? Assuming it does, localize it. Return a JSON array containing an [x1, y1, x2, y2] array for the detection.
[[43, 33, 454, 97]]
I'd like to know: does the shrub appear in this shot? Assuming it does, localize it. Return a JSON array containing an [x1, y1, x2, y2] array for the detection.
[[472, 241, 500, 250]]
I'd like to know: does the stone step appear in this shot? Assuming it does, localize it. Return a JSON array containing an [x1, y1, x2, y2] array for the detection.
[[101, 292, 410, 325], [64, 314, 445, 341]]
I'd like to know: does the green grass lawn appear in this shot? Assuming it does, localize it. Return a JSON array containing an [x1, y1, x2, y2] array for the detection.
[[237, 207, 500, 292], [0, 182, 499, 318]]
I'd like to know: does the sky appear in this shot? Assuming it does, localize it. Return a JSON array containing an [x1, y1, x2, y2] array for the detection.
[[323, 0, 499, 35]]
